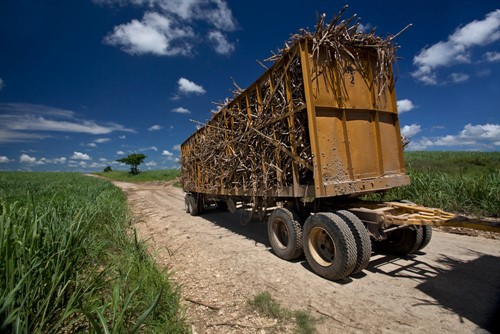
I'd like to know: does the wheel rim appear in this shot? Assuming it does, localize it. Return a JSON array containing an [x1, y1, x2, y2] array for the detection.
[[308, 226, 336, 267], [272, 218, 289, 249]]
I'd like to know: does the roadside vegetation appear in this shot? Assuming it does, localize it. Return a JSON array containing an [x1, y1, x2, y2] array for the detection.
[[94, 169, 179, 183], [369, 151, 499, 217], [249, 291, 317, 334], [0, 172, 187, 333]]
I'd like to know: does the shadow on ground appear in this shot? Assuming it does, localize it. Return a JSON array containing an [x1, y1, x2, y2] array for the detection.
[[367, 249, 500, 332], [197, 208, 500, 332]]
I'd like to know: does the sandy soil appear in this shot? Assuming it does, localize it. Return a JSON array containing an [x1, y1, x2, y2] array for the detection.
[[113, 180, 500, 334]]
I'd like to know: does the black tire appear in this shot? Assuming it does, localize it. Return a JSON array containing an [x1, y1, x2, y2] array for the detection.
[[188, 194, 200, 216], [336, 210, 372, 274], [417, 225, 432, 251], [376, 226, 424, 255], [303, 212, 357, 280], [185, 194, 191, 213], [268, 208, 303, 260]]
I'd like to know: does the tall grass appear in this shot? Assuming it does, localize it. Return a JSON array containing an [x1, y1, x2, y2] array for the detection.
[[0, 172, 187, 333], [371, 152, 500, 217]]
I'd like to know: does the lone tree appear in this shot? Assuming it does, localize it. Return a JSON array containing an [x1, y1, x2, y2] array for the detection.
[[116, 153, 147, 175]]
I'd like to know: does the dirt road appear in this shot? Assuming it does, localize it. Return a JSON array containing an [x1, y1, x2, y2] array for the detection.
[[113, 181, 500, 334]]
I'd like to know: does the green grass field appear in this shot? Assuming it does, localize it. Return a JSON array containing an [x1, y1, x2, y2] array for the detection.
[[0, 172, 187, 333], [369, 151, 500, 217], [94, 169, 179, 183]]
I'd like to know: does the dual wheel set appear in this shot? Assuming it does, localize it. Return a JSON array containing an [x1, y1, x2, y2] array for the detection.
[[185, 193, 432, 281], [267, 207, 432, 280]]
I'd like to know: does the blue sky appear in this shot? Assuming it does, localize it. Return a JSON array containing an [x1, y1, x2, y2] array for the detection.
[[0, 0, 499, 172]]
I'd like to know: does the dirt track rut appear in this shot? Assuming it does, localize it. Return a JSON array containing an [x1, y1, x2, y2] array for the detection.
[[114, 181, 500, 334]]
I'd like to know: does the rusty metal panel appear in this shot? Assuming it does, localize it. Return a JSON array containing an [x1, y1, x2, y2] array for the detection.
[[181, 39, 409, 199]]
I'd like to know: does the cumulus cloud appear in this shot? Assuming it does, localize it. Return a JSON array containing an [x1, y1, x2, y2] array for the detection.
[[171, 107, 190, 114], [117, 150, 125, 155], [71, 152, 91, 160], [397, 99, 416, 113], [148, 124, 162, 131], [412, 9, 500, 85], [0, 156, 12, 163], [98, 0, 237, 56], [104, 12, 195, 56], [162, 150, 173, 156], [177, 77, 206, 94], [172, 144, 181, 151], [53, 157, 67, 164], [401, 124, 422, 138], [407, 123, 500, 151], [208, 30, 235, 55], [0, 103, 134, 143], [20, 154, 39, 164]]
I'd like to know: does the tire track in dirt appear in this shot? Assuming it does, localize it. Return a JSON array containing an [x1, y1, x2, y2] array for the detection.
[[114, 181, 500, 334]]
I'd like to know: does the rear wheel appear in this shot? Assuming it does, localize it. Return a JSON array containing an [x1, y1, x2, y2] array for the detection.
[[376, 226, 423, 255], [187, 193, 202, 216], [336, 210, 371, 274], [268, 208, 303, 260], [303, 212, 357, 280], [184, 194, 191, 213], [417, 225, 432, 251]]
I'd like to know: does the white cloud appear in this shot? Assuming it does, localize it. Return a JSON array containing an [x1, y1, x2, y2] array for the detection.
[[208, 30, 235, 55], [484, 51, 500, 62], [171, 107, 190, 114], [104, 11, 195, 56], [0, 78, 5, 90], [88, 143, 97, 147], [139, 146, 158, 152], [19, 154, 35, 164], [0, 156, 12, 163], [162, 150, 173, 156], [119, 135, 126, 139], [0, 129, 49, 143], [412, 9, 500, 85], [95, 138, 111, 143], [146, 161, 157, 167], [407, 123, 500, 151], [0, 103, 134, 143], [397, 99, 416, 113], [117, 150, 125, 155], [99, 0, 237, 56], [401, 124, 421, 138], [358, 23, 372, 33], [172, 144, 181, 150], [177, 77, 206, 94], [448, 72, 469, 84], [148, 124, 162, 131], [71, 152, 91, 160], [19, 154, 44, 165], [53, 157, 67, 164]]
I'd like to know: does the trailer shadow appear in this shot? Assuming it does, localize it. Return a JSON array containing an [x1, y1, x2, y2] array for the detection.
[[199, 208, 271, 248], [198, 209, 499, 331], [367, 250, 500, 332]]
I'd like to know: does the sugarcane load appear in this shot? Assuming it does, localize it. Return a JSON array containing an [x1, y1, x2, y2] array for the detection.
[[180, 7, 497, 281]]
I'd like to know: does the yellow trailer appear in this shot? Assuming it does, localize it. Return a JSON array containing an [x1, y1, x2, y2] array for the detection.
[[180, 11, 498, 281]]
